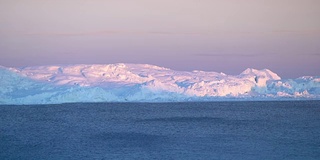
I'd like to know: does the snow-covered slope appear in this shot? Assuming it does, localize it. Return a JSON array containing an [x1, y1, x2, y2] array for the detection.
[[0, 63, 319, 104]]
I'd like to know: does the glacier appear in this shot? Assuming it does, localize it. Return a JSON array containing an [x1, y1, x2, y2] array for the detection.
[[0, 63, 319, 104]]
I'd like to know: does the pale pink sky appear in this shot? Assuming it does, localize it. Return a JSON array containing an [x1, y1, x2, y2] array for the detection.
[[0, 0, 319, 78]]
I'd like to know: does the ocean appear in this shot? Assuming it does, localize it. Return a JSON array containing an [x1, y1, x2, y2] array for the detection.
[[1, 101, 320, 160]]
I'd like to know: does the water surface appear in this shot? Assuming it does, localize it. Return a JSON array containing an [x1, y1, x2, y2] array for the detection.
[[1, 101, 320, 159]]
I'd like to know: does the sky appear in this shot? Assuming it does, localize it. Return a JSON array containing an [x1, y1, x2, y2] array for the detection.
[[0, 0, 319, 78]]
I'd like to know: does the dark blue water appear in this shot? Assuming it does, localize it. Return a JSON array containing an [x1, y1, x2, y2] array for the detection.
[[1, 101, 320, 160]]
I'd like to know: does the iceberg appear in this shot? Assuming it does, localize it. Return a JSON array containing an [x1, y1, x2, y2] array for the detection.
[[0, 63, 319, 104]]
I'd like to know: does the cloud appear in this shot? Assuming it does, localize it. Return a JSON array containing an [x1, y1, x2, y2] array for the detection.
[[301, 53, 320, 56], [2, 29, 319, 37], [194, 53, 261, 57], [271, 30, 320, 34], [21, 30, 202, 37], [194, 52, 320, 57]]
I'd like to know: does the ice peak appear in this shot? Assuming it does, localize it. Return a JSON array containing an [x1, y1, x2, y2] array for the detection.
[[241, 68, 281, 80], [241, 68, 259, 75]]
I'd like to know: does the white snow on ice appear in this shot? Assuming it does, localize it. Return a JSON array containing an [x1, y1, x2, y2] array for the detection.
[[0, 63, 319, 104]]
